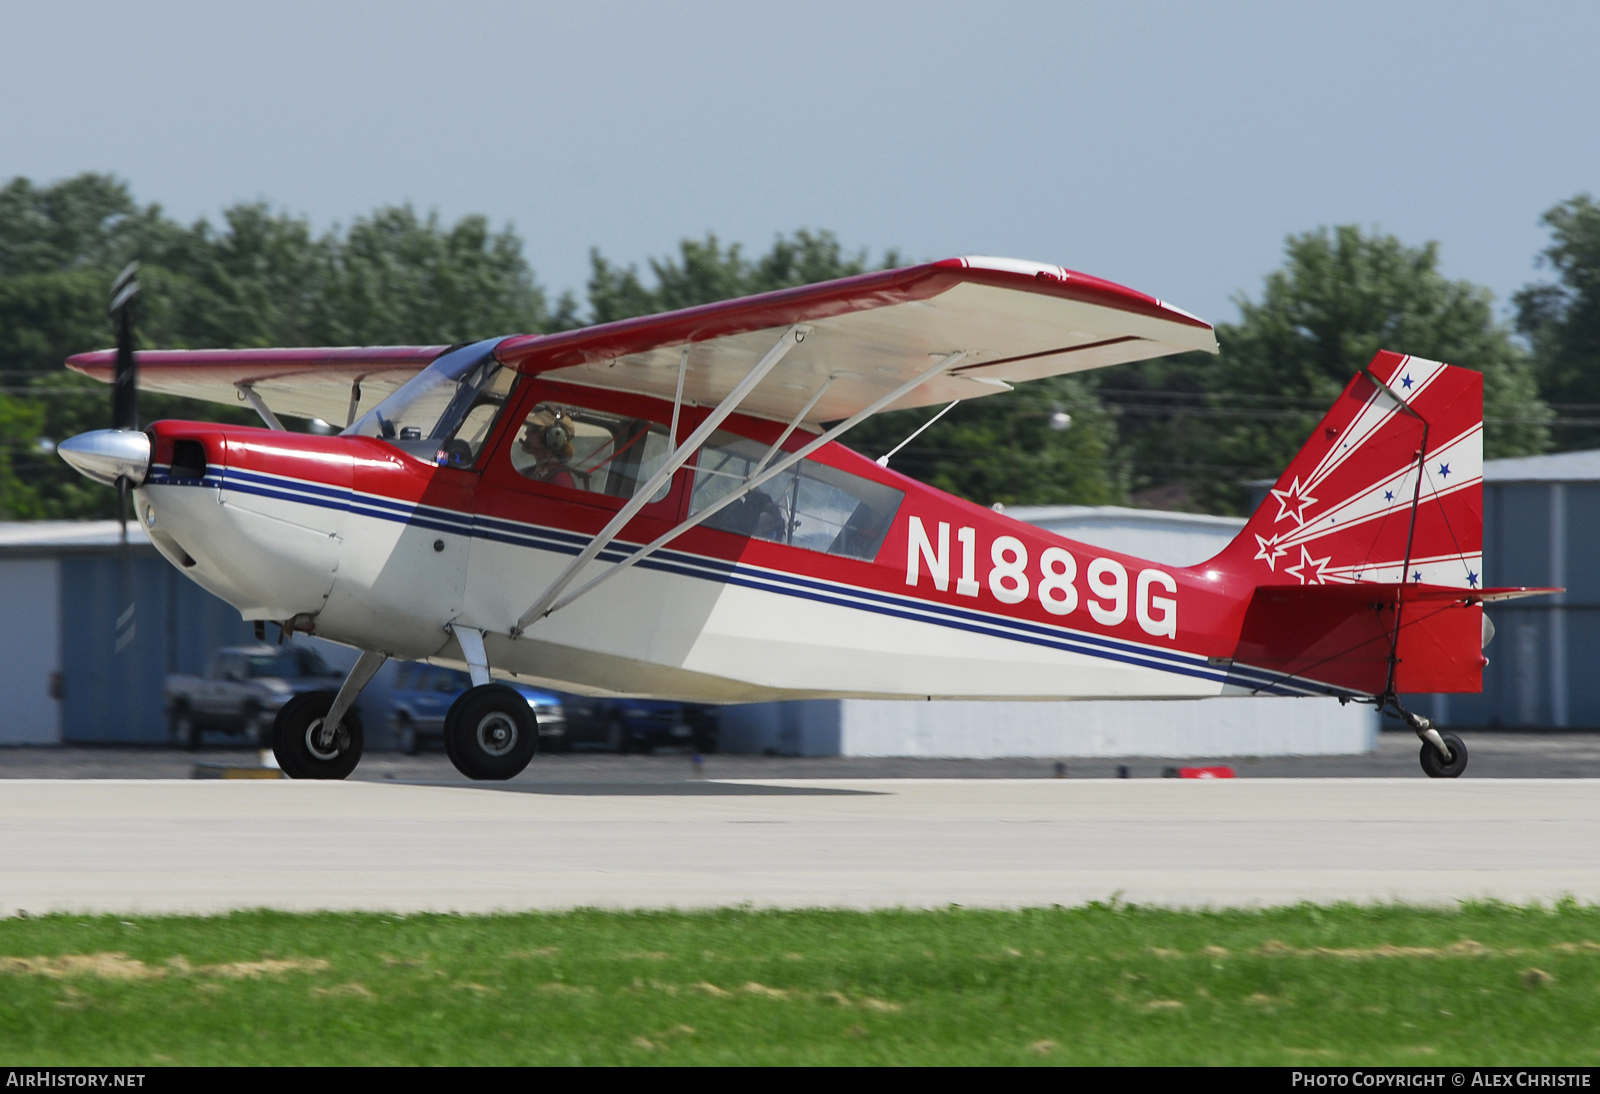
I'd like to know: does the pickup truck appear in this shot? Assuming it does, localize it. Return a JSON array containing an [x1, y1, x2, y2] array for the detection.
[[165, 644, 346, 749]]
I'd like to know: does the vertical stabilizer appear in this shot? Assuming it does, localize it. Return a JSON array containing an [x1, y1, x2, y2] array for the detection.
[[1215, 351, 1486, 695], [1217, 350, 1483, 592]]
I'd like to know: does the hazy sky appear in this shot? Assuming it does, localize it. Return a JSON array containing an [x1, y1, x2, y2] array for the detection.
[[4, 1, 1597, 328]]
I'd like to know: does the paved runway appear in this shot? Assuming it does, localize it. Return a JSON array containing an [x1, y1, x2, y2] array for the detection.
[[3, 777, 1599, 914]]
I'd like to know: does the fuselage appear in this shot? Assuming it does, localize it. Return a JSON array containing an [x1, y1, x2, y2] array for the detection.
[[133, 377, 1279, 705]]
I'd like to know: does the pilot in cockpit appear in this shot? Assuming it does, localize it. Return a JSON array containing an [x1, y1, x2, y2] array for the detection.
[[516, 406, 583, 489]]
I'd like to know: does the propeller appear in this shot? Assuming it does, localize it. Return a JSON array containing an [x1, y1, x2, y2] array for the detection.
[[108, 262, 140, 655]]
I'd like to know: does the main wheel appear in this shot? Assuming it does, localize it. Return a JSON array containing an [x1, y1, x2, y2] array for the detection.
[[443, 684, 537, 781], [1419, 732, 1468, 779], [272, 690, 363, 780]]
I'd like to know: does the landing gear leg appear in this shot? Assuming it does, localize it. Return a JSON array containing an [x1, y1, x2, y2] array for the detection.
[[273, 649, 388, 779], [1385, 696, 1468, 779]]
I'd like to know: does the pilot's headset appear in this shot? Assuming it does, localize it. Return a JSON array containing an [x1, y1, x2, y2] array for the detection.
[[533, 408, 575, 459]]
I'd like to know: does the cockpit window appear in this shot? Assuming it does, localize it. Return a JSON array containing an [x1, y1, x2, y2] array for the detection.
[[509, 400, 671, 503], [344, 339, 519, 467], [689, 431, 904, 561]]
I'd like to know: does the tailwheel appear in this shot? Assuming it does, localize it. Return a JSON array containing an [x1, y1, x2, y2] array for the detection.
[[1419, 732, 1468, 779], [272, 690, 364, 780], [444, 684, 537, 781]]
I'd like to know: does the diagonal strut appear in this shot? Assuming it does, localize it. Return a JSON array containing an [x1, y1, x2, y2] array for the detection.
[[531, 350, 971, 623], [511, 324, 810, 636]]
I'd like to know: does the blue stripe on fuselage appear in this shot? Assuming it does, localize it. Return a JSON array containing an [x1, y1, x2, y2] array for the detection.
[[145, 465, 1334, 698]]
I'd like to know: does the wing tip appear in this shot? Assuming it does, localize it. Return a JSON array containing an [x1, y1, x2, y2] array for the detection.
[[948, 255, 1215, 335]]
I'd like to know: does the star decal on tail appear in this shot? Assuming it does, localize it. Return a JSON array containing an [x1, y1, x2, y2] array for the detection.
[[1284, 545, 1333, 585], [1269, 476, 1318, 525], [1254, 534, 1289, 571]]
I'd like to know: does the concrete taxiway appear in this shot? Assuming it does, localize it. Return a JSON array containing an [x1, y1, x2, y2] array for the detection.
[[1, 777, 1598, 914]]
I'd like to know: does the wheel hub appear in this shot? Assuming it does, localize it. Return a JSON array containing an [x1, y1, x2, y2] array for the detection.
[[305, 717, 347, 761], [476, 712, 518, 757]]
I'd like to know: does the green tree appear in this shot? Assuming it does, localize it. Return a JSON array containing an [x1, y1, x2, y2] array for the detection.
[[1517, 194, 1600, 446], [846, 377, 1126, 508], [0, 174, 559, 519], [1107, 225, 1550, 513], [311, 206, 550, 345], [587, 229, 897, 322]]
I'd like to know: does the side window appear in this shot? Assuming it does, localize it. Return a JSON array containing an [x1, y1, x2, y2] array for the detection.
[[509, 401, 671, 503], [689, 431, 904, 561]]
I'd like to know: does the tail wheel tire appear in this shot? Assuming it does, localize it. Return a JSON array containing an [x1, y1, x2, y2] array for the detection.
[[1419, 732, 1468, 779], [272, 690, 363, 780], [443, 685, 537, 781]]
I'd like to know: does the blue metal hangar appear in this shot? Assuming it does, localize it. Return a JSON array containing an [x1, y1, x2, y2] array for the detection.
[[1416, 449, 1600, 730]]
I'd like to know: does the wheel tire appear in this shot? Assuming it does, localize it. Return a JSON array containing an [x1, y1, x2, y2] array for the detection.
[[605, 716, 630, 754], [443, 685, 537, 781], [396, 716, 418, 756], [172, 706, 199, 751], [442, 693, 467, 770], [271, 690, 363, 780], [1419, 732, 1468, 779]]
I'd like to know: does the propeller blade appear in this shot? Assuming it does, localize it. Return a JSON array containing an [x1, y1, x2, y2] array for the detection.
[[109, 261, 139, 432], [106, 262, 141, 659]]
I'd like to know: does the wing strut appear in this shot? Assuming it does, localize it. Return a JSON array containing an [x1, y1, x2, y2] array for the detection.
[[752, 375, 835, 478], [510, 324, 811, 636], [235, 383, 287, 431], [527, 349, 971, 626], [345, 381, 363, 428]]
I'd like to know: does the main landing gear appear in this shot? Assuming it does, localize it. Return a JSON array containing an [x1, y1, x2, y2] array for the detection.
[[437, 625, 537, 781], [443, 684, 539, 781], [272, 627, 536, 782], [1383, 696, 1469, 779], [273, 650, 386, 779]]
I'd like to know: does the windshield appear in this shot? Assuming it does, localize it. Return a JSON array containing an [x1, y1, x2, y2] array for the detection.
[[344, 338, 519, 466]]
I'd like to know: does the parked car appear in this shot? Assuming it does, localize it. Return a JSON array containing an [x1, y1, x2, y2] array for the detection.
[[165, 644, 345, 749], [388, 664, 567, 755], [558, 695, 718, 753]]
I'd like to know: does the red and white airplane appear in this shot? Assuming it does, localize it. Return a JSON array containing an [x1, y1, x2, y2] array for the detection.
[[56, 257, 1549, 781]]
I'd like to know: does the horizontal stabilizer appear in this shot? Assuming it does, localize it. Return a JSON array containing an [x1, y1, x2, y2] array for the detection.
[[1255, 582, 1562, 605], [1232, 583, 1487, 695]]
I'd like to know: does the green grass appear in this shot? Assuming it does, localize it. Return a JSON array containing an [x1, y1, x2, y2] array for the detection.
[[2, 903, 1600, 1065]]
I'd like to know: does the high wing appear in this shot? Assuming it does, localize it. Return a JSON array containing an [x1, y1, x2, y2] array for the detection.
[[500, 256, 1217, 425], [66, 256, 1217, 427], [66, 344, 450, 427]]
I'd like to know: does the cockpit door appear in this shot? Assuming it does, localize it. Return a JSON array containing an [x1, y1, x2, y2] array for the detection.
[[462, 380, 691, 640]]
